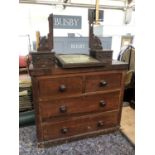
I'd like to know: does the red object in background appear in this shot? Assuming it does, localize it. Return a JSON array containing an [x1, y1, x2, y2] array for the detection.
[[19, 56, 27, 68]]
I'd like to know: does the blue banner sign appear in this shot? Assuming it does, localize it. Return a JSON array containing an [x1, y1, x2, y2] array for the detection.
[[53, 37, 112, 54], [53, 15, 82, 29]]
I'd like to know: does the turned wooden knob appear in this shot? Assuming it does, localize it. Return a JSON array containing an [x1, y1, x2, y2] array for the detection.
[[99, 100, 106, 107], [59, 105, 67, 113], [99, 80, 107, 87], [61, 127, 68, 134], [97, 121, 104, 127], [59, 85, 66, 92]]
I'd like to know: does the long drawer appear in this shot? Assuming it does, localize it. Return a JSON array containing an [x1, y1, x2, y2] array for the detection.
[[85, 72, 122, 92], [39, 91, 120, 120], [38, 76, 83, 99], [42, 110, 119, 141]]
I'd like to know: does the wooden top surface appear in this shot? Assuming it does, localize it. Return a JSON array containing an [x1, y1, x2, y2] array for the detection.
[[29, 60, 128, 77]]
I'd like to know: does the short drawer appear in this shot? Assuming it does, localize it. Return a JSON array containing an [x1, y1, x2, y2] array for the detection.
[[42, 111, 119, 141], [38, 76, 83, 99], [85, 72, 122, 92], [39, 91, 120, 120]]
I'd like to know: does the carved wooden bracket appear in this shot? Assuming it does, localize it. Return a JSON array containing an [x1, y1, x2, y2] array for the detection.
[[37, 14, 54, 52]]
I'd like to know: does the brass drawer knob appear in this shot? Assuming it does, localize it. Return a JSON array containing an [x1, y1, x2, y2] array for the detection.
[[59, 85, 66, 92], [99, 80, 107, 87], [99, 100, 106, 107], [61, 127, 68, 134], [59, 105, 67, 113], [97, 121, 104, 127]]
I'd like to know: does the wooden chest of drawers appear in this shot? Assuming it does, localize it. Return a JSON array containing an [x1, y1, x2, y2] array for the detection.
[[29, 61, 128, 147]]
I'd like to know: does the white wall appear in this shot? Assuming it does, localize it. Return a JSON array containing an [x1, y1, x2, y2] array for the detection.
[[103, 10, 135, 59], [19, 4, 135, 59], [19, 4, 89, 38]]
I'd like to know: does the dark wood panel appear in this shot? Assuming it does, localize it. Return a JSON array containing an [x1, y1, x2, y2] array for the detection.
[[42, 111, 119, 141], [118, 71, 126, 124], [31, 77, 43, 142], [39, 91, 120, 120], [38, 76, 83, 99], [29, 61, 128, 77], [30, 62, 126, 145], [85, 72, 122, 92], [38, 127, 119, 147]]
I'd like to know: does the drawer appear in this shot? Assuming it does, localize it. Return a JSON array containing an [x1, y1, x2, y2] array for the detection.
[[42, 111, 119, 141], [40, 91, 120, 120], [38, 76, 83, 99], [85, 72, 122, 92]]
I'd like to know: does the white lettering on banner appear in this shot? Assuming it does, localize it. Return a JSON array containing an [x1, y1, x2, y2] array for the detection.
[[54, 18, 61, 26], [69, 19, 74, 26], [71, 44, 85, 49], [53, 15, 81, 29], [60, 18, 77, 27], [62, 18, 69, 26], [73, 18, 79, 26]]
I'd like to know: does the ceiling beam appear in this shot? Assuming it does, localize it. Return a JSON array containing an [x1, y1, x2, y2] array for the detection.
[[20, 0, 127, 10]]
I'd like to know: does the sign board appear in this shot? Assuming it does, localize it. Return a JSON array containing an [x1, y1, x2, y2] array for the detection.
[[53, 15, 82, 29], [53, 37, 112, 54], [88, 9, 104, 22]]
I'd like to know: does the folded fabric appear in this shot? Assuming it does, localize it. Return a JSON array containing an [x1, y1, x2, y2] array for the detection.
[[19, 55, 27, 68]]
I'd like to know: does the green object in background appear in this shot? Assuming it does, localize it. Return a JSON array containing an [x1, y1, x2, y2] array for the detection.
[[19, 110, 35, 127]]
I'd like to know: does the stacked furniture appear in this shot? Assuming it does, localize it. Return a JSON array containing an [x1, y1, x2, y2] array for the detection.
[[19, 76, 35, 127], [19, 75, 33, 112]]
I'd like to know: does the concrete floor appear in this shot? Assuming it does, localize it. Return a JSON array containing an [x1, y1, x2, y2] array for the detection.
[[19, 126, 134, 155], [121, 106, 135, 144], [19, 107, 135, 155]]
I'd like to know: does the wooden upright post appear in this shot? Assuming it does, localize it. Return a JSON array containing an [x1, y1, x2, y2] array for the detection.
[[95, 0, 100, 25], [48, 14, 54, 51], [36, 31, 40, 50]]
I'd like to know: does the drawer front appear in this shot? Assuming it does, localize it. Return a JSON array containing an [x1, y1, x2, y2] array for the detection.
[[38, 76, 83, 99], [85, 72, 122, 92], [40, 91, 120, 120], [42, 111, 119, 141]]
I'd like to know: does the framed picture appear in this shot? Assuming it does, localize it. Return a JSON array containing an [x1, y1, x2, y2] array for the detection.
[[55, 54, 105, 68], [121, 35, 133, 47]]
